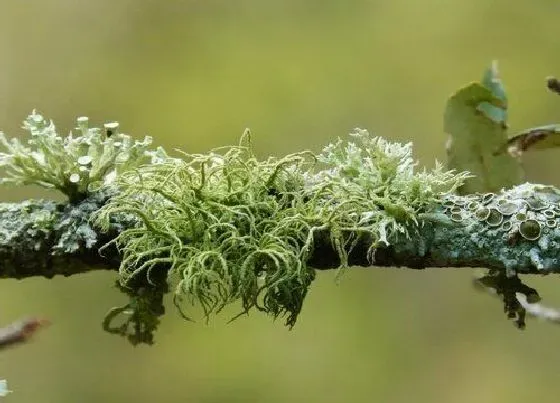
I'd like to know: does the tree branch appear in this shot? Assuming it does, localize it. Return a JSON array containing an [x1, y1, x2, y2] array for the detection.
[[2, 65, 559, 342], [5, 181, 560, 339], [0, 193, 117, 279], [1, 182, 559, 279]]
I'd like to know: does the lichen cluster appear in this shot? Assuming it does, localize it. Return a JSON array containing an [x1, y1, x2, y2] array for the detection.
[[438, 183, 560, 274], [0, 112, 471, 326], [95, 129, 468, 325], [0, 111, 169, 203]]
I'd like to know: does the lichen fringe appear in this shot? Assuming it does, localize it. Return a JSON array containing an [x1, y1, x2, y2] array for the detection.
[[94, 129, 469, 326]]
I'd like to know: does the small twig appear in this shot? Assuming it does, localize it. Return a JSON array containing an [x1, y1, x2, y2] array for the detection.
[[515, 294, 560, 324], [473, 272, 560, 328], [473, 272, 538, 329], [546, 76, 560, 96], [0, 317, 49, 349]]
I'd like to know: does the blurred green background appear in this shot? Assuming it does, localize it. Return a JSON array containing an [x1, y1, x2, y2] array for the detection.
[[1, 1, 560, 402]]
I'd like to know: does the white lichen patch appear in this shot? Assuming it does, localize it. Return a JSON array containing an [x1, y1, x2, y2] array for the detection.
[[0, 111, 171, 203]]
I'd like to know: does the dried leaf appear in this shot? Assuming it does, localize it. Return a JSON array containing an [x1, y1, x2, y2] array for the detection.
[[495, 124, 560, 158], [0, 317, 50, 349]]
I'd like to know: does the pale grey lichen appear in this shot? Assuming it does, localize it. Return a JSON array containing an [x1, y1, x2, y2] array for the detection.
[[435, 183, 560, 274], [51, 191, 113, 254], [0, 111, 171, 203], [0, 191, 115, 276]]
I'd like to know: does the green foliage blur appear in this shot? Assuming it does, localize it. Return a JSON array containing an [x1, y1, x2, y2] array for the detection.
[[1, 1, 560, 402]]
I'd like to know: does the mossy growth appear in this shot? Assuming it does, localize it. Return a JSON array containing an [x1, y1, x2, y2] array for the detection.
[[94, 129, 469, 326], [0, 111, 169, 203]]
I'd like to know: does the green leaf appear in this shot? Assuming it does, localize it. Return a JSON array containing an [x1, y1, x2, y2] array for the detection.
[[477, 60, 508, 125], [444, 62, 523, 194]]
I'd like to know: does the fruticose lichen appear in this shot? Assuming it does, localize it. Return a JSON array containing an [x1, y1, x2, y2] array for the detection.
[[0, 113, 471, 326], [94, 129, 469, 326], [0, 111, 169, 203]]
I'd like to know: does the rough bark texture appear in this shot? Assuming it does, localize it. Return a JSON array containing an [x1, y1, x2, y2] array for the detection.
[[0, 193, 117, 279], [2, 182, 559, 280]]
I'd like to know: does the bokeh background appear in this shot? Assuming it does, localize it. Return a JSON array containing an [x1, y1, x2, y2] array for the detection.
[[1, 1, 560, 402]]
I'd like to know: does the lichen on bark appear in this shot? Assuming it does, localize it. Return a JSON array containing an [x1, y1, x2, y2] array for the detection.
[[93, 129, 469, 326], [2, 110, 559, 332]]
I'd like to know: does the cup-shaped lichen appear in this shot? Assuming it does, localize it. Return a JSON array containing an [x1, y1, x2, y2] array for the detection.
[[439, 183, 560, 274], [0, 111, 169, 203]]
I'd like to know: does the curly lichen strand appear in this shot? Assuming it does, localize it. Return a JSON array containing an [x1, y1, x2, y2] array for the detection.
[[119, 244, 174, 276], [99, 206, 172, 240], [97, 227, 144, 257], [263, 152, 315, 190], [92, 129, 469, 325], [0, 122, 473, 325], [123, 256, 176, 286]]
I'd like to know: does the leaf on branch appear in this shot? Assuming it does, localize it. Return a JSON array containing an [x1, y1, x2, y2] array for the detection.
[[494, 124, 560, 158], [445, 61, 523, 194], [478, 61, 508, 125]]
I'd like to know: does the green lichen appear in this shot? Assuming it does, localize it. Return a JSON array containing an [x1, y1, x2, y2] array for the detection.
[[0, 111, 169, 203], [95, 129, 469, 326]]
